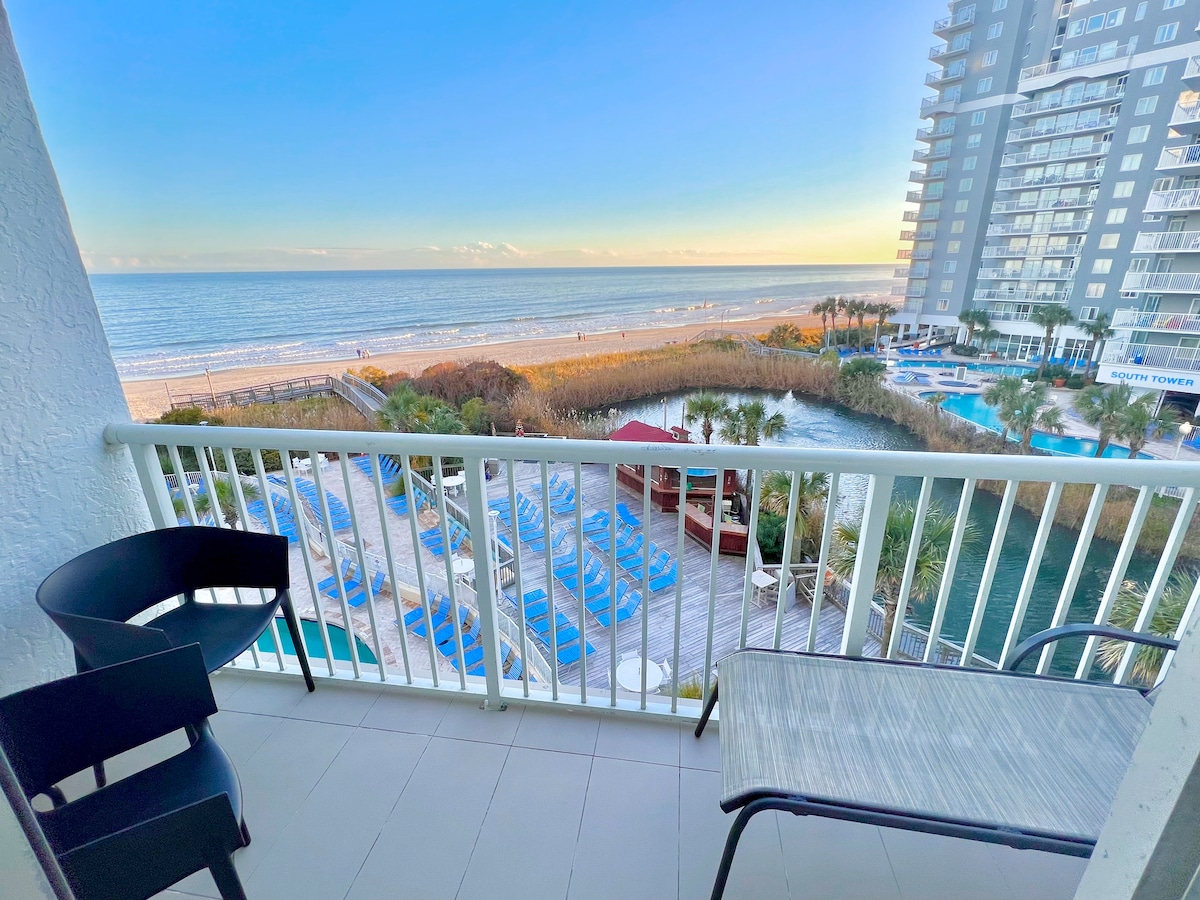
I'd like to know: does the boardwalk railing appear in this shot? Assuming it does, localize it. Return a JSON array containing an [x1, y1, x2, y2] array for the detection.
[[689, 328, 819, 358], [109, 422, 1200, 719], [170, 375, 339, 410]]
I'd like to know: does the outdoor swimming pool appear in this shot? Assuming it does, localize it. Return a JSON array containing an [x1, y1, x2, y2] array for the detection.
[[895, 359, 1033, 378], [257, 616, 379, 664], [926, 392, 1152, 459]]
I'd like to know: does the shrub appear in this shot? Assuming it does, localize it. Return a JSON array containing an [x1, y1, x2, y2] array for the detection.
[[1066, 374, 1085, 390], [153, 406, 224, 426], [839, 358, 886, 380], [757, 511, 787, 564], [411, 360, 528, 406], [347, 365, 390, 388], [951, 344, 980, 357]]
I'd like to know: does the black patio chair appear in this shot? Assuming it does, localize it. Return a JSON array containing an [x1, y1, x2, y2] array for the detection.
[[694, 624, 1179, 900], [37, 527, 314, 784], [0, 644, 250, 900]]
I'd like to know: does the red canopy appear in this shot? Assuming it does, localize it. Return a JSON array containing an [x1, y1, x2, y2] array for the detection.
[[608, 420, 680, 443]]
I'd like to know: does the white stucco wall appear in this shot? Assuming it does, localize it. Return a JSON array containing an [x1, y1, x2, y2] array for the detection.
[[0, 3, 151, 894]]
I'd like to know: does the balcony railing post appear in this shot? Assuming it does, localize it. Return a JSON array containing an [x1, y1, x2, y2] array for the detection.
[[127, 441, 176, 530], [464, 455, 506, 709], [840, 474, 894, 657]]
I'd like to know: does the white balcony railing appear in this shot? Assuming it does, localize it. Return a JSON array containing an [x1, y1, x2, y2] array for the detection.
[[914, 146, 953, 163], [1169, 99, 1200, 129], [1133, 231, 1200, 253], [917, 122, 956, 142], [986, 218, 1092, 236], [980, 242, 1085, 258], [926, 62, 967, 85], [105, 421, 1200, 714], [1120, 271, 1200, 294], [1005, 113, 1119, 143], [933, 9, 975, 34], [1001, 142, 1109, 167], [1185, 55, 1200, 82], [1019, 43, 1133, 82], [994, 168, 1105, 191], [976, 266, 1075, 281], [1158, 145, 1200, 171], [974, 288, 1071, 303], [1111, 308, 1200, 333], [1146, 188, 1200, 213], [1102, 342, 1200, 372], [1010, 84, 1124, 118], [990, 196, 1095, 214]]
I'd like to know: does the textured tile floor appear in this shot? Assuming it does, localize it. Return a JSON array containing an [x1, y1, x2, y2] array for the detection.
[[144, 672, 1087, 899]]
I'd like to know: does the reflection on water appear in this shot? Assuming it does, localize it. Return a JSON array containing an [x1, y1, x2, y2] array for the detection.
[[616, 390, 1159, 672]]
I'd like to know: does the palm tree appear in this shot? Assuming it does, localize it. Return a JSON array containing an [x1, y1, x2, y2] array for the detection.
[[684, 391, 731, 444], [848, 299, 870, 351], [983, 376, 1026, 443], [719, 399, 787, 446], [975, 325, 1001, 351], [410, 403, 465, 435], [1081, 312, 1114, 379], [175, 477, 258, 529], [1098, 570, 1198, 686], [925, 392, 948, 417], [957, 309, 990, 346], [835, 296, 850, 346], [760, 470, 829, 561], [814, 297, 836, 349], [1115, 396, 1176, 458], [1029, 305, 1076, 380], [378, 384, 423, 431], [1075, 384, 1133, 458], [1005, 391, 1065, 453], [872, 302, 897, 353], [828, 500, 969, 651]]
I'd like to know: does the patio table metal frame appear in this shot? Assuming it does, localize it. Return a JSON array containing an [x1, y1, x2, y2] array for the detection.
[[693, 625, 1179, 900]]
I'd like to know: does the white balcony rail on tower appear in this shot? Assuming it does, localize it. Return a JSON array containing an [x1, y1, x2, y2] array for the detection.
[[1005, 112, 1119, 143], [1111, 309, 1200, 332], [1158, 144, 1200, 171], [1019, 43, 1133, 81], [1010, 84, 1124, 117], [995, 168, 1105, 191], [976, 266, 1075, 281], [1120, 271, 1200, 294], [1169, 99, 1200, 129], [1102, 342, 1200, 372], [990, 196, 1096, 214], [986, 219, 1092, 236], [1133, 231, 1200, 253], [1001, 142, 1109, 167], [973, 288, 1071, 303], [980, 242, 1085, 258], [104, 422, 1200, 720], [1146, 187, 1200, 213]]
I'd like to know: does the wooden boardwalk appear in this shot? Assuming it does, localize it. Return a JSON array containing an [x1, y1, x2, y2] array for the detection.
[[268, 456, 851, 692]]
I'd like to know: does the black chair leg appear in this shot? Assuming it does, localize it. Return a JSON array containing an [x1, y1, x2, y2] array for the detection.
[[209, 854, 248, 900], [92, 761, 107, 789], [711, 797, 792, 900], [279, 599, 315, 691], [240, 819, 252, 847], [695, 680, 719, 737]]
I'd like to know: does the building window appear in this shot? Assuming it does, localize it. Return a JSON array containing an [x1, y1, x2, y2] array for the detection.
[[1113, 181, 1135, 198], [1128, 125, 1151, 143], [1135, 96, 1159, 115], [1136, 1, 1148, 18], [955, 199, 970, 212], [971, 110, 986, 126], [936, 299, 950, 311], [959, 178, 974, 192], [1068, 20, 1085, 36], [1155, 22, 1179, 43], [1086, 283, 1106, 298], [1080, 306, 1100, 321], [983, 50, 998, 67], [967, 133, 982, 148], [951, 220, 966, 233], [1099, 233, 1120, 249], [977, 77, 993, 94], [1120, 153, 1143, 170], [963, 155, 978, 170], [1164, 0, 1185, 7], [1092, 258, 1114, 274], [987, 22, 1004, 38], [1086, 13, 1105, 31], [993, 0, 1007, 9], [1144, 66, 1166, 86], [947, 240, 961, 253], [1106, 207, 1128, 223], [940, 279, 954, 292], [944, 261, 958, 273]]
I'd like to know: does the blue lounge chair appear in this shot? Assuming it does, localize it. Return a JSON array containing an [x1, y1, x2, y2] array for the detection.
[[317, 559, 354, 593], [648, 563, 678, 592], [580, 511, 610, 535], [593, 589, 643, 628], [527, 527, 569, 554], [405, 594, 449, 629], [615, 503, 642, 528], [530, 611, 572, 636]]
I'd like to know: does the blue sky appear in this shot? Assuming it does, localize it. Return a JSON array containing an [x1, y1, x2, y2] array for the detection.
[[8, 1, 943, 272]]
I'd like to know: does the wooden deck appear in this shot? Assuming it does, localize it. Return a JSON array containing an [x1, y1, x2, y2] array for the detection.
[[266, 456, 851, 693]]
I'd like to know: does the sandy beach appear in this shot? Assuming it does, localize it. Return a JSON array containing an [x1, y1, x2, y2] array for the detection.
[[122, 312, 825, 420]]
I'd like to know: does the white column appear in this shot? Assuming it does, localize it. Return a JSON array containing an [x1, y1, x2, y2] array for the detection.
[[0, 2, 150, 894]]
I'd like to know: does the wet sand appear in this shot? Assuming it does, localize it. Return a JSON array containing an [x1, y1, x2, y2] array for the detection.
[[121, 312, 824, 420]]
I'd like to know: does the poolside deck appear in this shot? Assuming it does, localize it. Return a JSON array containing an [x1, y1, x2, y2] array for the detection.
[[266, 456, 852, 693]]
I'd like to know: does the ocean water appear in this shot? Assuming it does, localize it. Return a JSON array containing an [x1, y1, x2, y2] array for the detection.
[[89, 265, 893, 380]]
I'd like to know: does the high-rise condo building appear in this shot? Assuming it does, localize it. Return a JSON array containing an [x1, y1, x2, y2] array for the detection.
[[897, 0, 1200, 411]]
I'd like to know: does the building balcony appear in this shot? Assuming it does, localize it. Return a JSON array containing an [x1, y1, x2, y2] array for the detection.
[[974, 288, 1071, 303], [1005, 113, 1119, 143], [892, 284, 927, 298], [990, 196, 1096, 214], [1184, 54, 1200, 85], [976, 266, 1075, 281], [1000, 142, 1109, 167], [1133, 231, 1200, 253], [929, 36, 971, 60], [1018, 43, 1133, 88], [933, 9, 975, 36], [1157, 144, 1200, 172], [926, 61, 967, 86], [980, 242, 1086, 258], [919, 94, 957, 118], [916, 122, 956, 142], [913, 146, 953, 163], [1146, 187, 1200, 213], [985, 218, 1092, 236], [902, 210, 920, 222], [1120, 272, 1200, 294], [909, 167, 947, 183], [1010, 84, 1124, 118], [897, 264, 931, 278], [994, 168, 1105, 191], [1111, 308, 1200, 333], [1169, 99, 1200, 133], [906, 189, 943, 203], [1102, 341, 1200, 372]]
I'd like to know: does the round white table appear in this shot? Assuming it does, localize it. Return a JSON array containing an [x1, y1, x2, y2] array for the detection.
[[442, 474, 466, 495], [450, 557, 474, 580], [616, 657, 663, 693]]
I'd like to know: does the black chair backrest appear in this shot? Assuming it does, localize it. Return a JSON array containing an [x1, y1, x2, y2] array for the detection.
[[0, 644, 216, 800], [38, 527, 287, 623]]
